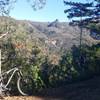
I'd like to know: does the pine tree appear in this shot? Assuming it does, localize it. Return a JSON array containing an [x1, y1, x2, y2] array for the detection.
[[64, 0, 100, 41], [64, 0, 100, 25], [64, 0, 100, 72]]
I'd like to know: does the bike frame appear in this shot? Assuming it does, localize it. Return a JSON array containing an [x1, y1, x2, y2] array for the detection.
[[0, 67, 21, 90], [0, 67, 33, 95]]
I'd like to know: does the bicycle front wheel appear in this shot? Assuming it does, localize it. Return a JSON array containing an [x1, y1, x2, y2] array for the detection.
[[17, 76, 34, 96]]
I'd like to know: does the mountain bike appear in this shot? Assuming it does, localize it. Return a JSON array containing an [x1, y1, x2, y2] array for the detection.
[[0, 67, 34, 96]]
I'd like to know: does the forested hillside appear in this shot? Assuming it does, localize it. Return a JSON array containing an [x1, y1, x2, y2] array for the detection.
[[0, 16, 100, 95], [0, 17, 99, 55]]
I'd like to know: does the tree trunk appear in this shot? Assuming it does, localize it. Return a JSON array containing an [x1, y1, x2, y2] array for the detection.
[[0, 49, 3, 95]]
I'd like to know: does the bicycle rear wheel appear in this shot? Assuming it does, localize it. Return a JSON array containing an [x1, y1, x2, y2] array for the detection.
[[17, 76, 34, 96]]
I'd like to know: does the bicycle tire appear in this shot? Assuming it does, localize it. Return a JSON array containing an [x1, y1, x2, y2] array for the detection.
[[17, 76, 34, 96]]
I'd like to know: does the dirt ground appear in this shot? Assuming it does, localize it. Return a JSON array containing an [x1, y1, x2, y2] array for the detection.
[[2, 96, 46, 100], [1, 76, 100, 100]]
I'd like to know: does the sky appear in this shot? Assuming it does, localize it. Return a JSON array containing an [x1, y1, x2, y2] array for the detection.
[[10, 0, 89, 22]]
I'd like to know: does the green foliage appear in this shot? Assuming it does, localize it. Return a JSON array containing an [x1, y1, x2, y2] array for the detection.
[[1, 38, 16, 71], [71, 44, 100, 77], [1, 34, 100, 94], [64, 0, 100, 24], [1, 37, 45, 93], [59, 51, 79, 80], [19, 45, 46, 92], [84, 44, 100, 74], [30, 65, 45, 91], [48, 43, 100, 86], [88, 23, 100, 32]]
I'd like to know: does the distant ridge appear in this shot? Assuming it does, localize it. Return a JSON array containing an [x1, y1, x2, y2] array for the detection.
[[0, 17, 99, 53]]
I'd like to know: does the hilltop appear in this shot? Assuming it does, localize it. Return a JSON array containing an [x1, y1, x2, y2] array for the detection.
[[0, 17, 99, 56]]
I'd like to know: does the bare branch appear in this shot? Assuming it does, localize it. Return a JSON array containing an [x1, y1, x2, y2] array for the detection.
[[27, 0, 46, 10], [0, 32, 8, 39]]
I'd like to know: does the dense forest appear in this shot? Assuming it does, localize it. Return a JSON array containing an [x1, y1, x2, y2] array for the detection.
[[0, 16, 100, 95], [0, 0, 100, 98]]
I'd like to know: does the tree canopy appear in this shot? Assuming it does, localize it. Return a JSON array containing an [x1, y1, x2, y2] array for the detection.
[[64, 0, 100, 40], [0, 0, 46, 16], [64, 0, 100, 25]]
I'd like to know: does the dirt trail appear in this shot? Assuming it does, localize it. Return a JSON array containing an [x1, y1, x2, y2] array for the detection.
[[3, 96, 44, 100], [2, 76, 100, 100]]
